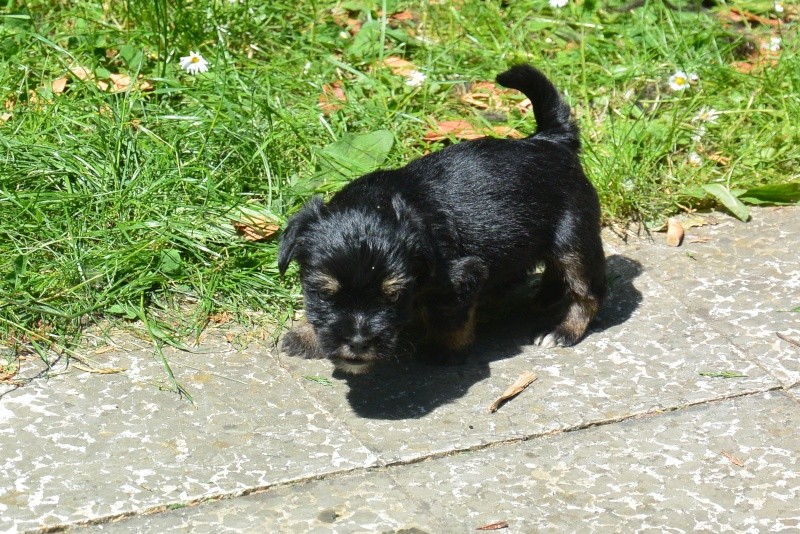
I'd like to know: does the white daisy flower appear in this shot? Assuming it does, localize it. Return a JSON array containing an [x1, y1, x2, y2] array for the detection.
[[775, 2, 785, 14], [687, 152, 703, 167], [668, 71, 690, 91], [692, 107, 720, 123], [549, 0, 569, 7], [179, 51, 209, 75], [405, 70, 427, 88]]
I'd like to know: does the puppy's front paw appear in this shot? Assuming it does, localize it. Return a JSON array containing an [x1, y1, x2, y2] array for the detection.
[[534, 329, 579, 349], [280, 321, 325, 359]]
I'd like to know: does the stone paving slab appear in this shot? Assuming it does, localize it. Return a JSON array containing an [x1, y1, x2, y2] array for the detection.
[[615, 207, 800, 386], [92, 391, 800, 532], [1, 207, 797, 532], [277, 249, 776, 463], [0, 336, 378, 532]]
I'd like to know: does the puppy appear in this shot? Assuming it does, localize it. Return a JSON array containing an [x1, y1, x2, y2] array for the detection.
[[278, 64, 606, 374]]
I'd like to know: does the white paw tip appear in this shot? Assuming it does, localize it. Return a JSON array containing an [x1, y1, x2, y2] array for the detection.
[[535, 333, 559, 349]]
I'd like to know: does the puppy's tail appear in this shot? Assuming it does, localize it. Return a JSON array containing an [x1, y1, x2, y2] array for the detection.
[[496, 64, 579, 149]]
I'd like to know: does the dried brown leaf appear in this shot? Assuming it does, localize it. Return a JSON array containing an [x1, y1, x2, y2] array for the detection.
[[137, 78, 154, 92], [232, 215, 280, 242], [730, 38, 780, 74], [331, 8, 363, 35], [489, 371, 537, 413], [209, 312, 232, 325], [516, 97, 532, 114], [389, 10, 416, 23], [69, 65, 94, 81], [423, 120, 523, 142], [0, 364, 18, 382], [0, 112, 11, 124], [383, 56, 417, 76], [666, 218, 684, 247], [725, 7, 781, 26], [346, 18, 362, 35], [319, 81, 347, 114], [109, 73, 132, 92], [51, 77, 68, 94], [459, 81, 510, 111], [490, 126, 524, 139], [476, 520, 509, 530], [705, 153, 731, 166]]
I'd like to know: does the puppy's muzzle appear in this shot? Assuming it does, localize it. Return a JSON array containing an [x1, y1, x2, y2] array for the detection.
[[332, 336, 379, 374]]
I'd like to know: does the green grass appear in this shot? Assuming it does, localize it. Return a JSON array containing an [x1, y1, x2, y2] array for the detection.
[[1, 0, 798, 366]]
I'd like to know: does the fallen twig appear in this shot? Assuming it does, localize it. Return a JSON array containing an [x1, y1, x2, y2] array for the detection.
[[476, 520, 509, 530], [722, 451, 744, 467], [489, 371, 537, 413], [776, 332, 800, 350]]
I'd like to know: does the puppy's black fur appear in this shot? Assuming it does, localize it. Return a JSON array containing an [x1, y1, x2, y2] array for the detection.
[[279, 64, 606, 374]]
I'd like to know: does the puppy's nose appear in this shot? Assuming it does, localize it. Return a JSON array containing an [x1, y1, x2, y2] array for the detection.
[[347, 335, 369, 354]]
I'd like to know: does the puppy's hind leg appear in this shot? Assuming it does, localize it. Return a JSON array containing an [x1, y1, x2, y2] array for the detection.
[[535, 244, 606, 348], [531, 259, 568, 311], [280, 319, 325, 359]]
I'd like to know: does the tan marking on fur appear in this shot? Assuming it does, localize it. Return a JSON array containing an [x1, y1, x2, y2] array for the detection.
[[381, 275, 407, 299], [561, 253, 589, 296], [334, 360, 375, 375], [557, 252, 600, 342], [559, 295, 599, 342], [439, 305, 477, 351], [308, 272, 340, 295]]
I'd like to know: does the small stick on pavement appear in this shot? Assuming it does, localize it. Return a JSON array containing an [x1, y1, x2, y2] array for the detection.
[[776, 332, 800, 350], [488, 371, 537, 413], [722, 451, 744, 467], [476, 520, 509, 530]]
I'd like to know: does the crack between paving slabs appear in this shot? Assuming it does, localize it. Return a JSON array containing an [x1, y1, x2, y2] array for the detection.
[[270, 344, 389, 467], [28, 385, 784, 533]]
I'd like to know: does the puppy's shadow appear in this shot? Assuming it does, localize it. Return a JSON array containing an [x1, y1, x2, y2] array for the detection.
[[339, 254, 643, 420]]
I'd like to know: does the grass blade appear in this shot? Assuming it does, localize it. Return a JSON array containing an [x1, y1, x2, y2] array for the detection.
[[702, 184, 751, 222]]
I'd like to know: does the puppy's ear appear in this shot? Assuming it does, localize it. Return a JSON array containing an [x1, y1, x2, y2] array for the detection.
[[278, 196, 325, 275], [390, 194, 436, 275]]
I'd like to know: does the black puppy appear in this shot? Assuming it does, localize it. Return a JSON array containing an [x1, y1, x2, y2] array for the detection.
[[278, 64, 606, 374]]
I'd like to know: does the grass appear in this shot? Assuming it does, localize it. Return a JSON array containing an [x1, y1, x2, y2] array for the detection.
[[1, 0, 798, 375]]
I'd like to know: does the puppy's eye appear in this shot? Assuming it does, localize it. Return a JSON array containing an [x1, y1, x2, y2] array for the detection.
[[306, 273, 340, 301], [311, 288, 336, 301], [381, 276, 407, 304]]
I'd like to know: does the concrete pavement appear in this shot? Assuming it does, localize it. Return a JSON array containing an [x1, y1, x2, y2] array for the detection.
[[1, 206, 798, 532]]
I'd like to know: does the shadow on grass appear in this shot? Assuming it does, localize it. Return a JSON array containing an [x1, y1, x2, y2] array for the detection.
[[336, 254, 644, 420]]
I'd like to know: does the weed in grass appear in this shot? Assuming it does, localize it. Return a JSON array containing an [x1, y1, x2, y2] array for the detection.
[[0, 0, 798, 384]]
